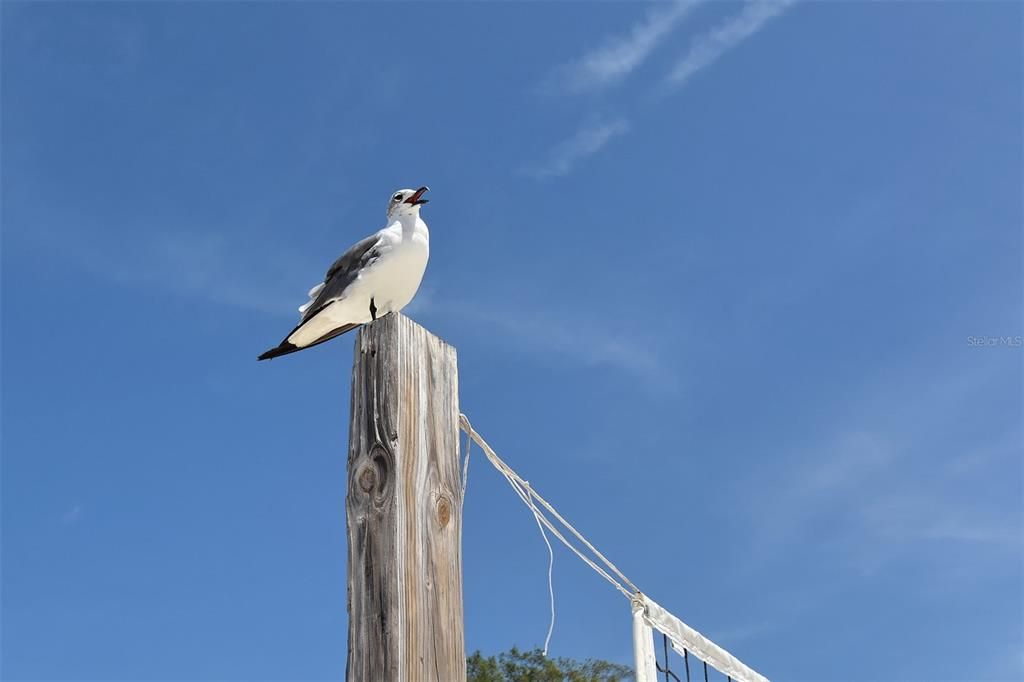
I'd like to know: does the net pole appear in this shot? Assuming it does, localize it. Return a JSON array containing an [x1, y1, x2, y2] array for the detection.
[[633, 599, 659, 682]]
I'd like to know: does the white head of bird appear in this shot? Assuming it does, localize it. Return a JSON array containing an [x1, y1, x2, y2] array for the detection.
[[386, 186, 429, 222]]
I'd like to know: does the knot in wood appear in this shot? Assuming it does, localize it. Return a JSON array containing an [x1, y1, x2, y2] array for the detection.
[[357, 466, 376, 493], [436, 495, 452, 529], [352, 444, 394, 508]]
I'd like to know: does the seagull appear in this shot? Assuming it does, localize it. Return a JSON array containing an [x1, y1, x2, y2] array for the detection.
[[257, 186, 430, 361]]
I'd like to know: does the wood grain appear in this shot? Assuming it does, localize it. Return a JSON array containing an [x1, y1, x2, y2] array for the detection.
[[346, 313, 465, 682]]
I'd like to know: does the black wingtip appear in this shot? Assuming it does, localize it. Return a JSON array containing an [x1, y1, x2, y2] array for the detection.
[[257, 321, 362, 362], [257, 342, 299, 361]]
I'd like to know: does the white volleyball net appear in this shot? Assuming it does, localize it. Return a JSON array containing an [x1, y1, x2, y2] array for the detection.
[[460, 414, 769, 682]]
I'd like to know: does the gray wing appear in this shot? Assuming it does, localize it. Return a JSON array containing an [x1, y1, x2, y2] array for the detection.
[[300, 233, 384, 324]]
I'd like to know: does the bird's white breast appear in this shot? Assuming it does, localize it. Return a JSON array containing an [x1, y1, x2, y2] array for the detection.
[[364, 221, 429, 314]]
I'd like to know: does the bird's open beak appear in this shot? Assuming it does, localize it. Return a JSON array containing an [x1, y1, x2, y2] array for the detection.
[[405, 186, 429, 205]]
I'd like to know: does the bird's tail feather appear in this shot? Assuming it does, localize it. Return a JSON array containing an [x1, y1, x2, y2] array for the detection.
[[257, 341, 301, 361], [257, 322, 361, 361]]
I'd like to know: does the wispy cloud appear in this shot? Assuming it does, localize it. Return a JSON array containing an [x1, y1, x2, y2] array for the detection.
[[28, 219, 311, 318], [746, 429, 898, 551], [128, 231, 306, 317], [859, 493, 1021, 550], [547, 0, 702, 94], [468, 304, 664, 382], [62, 505, 82, 524], [529, 1, 795, 177], [419, 296, 673, 390], [525, 118, 629, 179], [666, 0, 796, 87], [739, 362, 1022, 569]]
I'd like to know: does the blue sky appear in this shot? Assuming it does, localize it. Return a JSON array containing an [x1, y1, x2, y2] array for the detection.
[[2, 1, 1021, 680]]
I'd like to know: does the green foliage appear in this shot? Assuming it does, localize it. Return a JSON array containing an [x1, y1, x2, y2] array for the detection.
[[467, 647, 634, 682]]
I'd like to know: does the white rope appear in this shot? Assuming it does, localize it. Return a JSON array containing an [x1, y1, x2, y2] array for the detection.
[[526, 485, 556, 656], [457, 412, 771, 682], [459, 425, 472, 508], [459, 414, 634, 601], [460, 414, 558, 653], [479, 426, 638, 594]]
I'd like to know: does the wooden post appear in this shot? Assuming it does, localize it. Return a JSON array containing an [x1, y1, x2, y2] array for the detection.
[[345, 313, 465, 682]]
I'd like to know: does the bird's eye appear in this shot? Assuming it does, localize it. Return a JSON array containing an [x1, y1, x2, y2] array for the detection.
[[393, 194, 403, 202]]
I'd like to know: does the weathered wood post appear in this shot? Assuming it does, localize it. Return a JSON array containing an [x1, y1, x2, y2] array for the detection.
[[345, 313, 465, 681]]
